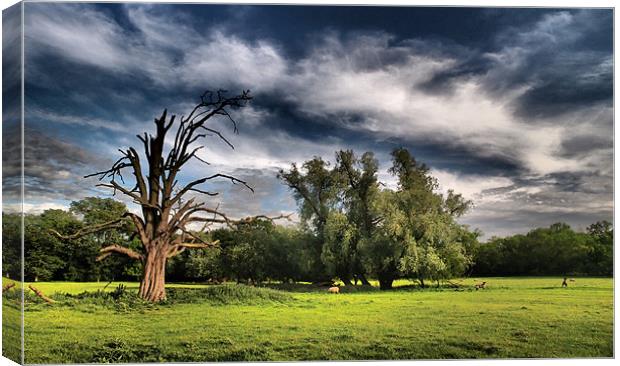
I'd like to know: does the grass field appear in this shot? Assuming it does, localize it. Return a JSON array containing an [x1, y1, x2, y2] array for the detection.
[[2, 277, 614, 363]]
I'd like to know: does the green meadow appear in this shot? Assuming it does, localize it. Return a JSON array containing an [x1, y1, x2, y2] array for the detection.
[[2, 277, 613, 363]]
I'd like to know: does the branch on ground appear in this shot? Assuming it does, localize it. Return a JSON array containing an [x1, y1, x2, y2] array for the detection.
[[28, 285, 55, 304]]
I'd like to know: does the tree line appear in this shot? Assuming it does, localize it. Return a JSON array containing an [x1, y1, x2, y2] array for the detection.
[[2, 149, 612, 286], [472, 221, 612, 276]]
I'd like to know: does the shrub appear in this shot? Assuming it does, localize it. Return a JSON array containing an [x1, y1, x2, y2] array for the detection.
[[164, 284, 292, 305], [35, 284, 293, 313]]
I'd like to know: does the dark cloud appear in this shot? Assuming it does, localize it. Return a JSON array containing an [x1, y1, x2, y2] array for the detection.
[[2, 2, 22, 157], [466, 171, 613, 238], [514, 77, 612, 120], [418, 54, 494, 94], [487, 10, 612, 120], [3, 125, 108, 208], [559, 135, 612, 158], [376, 136, 522, 177], [9, 3, 612, 238]]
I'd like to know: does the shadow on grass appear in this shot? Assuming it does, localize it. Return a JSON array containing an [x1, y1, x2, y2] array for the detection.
[[13, 284, 295, 314], [263, 282, 476, 294], [263, 283, 378, 293]]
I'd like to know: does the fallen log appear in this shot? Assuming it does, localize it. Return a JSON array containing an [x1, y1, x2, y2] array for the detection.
[[28, 285, 55, 304], [2, 283, 15, 292]]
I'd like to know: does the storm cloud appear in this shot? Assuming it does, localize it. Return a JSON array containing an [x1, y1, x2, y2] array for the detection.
[[11, 3, 613, 238]]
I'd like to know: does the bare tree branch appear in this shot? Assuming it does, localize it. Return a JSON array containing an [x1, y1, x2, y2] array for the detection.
[[188, 188, 219, 196], [96, 244, 144, 262], [187, 212, 293, 229], [167, 240, 220, 259], [50, 218, 125, 240], [199, 126, 235, 149], [178, 242, 219, 249], [171, 173, 254, 207]]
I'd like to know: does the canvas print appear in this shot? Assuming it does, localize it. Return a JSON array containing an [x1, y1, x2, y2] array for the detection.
[[1, 1, 614, 364]]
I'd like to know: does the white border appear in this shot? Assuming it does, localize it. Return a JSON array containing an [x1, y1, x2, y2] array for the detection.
[[0, 1, 616, 366]]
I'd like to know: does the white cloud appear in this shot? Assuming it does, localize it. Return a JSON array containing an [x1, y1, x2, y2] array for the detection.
[[25, 5, 135, 72], [28, 107, 129, 132], [181, 32, 288, 91], [25, 5, 611, 180], [22, 5, 612, 238], [431, 169, 513, 201], [5, 201, 70, 215], [282, 33, 611, 178]]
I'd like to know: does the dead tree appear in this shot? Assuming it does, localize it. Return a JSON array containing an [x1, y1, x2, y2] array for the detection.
[[53, 90, 288, 302]]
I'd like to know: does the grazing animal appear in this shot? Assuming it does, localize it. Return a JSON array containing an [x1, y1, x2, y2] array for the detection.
[[475, 281, 487, 290], [328, 286, 340, 294]]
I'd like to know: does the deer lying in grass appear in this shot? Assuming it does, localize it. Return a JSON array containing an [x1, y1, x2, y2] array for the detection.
[[328, 286, 340, 294], [475, 281, 487, 290]]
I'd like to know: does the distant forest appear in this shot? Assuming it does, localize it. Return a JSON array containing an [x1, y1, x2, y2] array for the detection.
[[2, 148, 613, 285], [2, 210, 612, 284]]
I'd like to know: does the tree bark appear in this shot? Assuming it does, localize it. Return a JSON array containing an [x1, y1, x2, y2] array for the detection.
[[339, 273, 354, 286], [341, 278, 354, 286], [358, 272, 371, 286], [138, 249, 167, 302], [378, 273, 394, 290]]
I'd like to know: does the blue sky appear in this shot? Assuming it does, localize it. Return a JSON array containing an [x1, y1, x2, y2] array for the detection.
[[3, 3, 613, 238]]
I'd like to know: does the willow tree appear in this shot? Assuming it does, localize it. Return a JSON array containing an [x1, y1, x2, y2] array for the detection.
[[277, 157, 341, 282], [54, 90, 286, 302]]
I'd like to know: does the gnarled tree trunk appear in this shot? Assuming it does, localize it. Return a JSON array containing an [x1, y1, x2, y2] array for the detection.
[[378, 273, 394, 290], [139, 248, 168, 302]]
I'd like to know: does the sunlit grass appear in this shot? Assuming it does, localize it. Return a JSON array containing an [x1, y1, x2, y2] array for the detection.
[[1, 289, 21, 364], [2, 276, 613, 362]]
